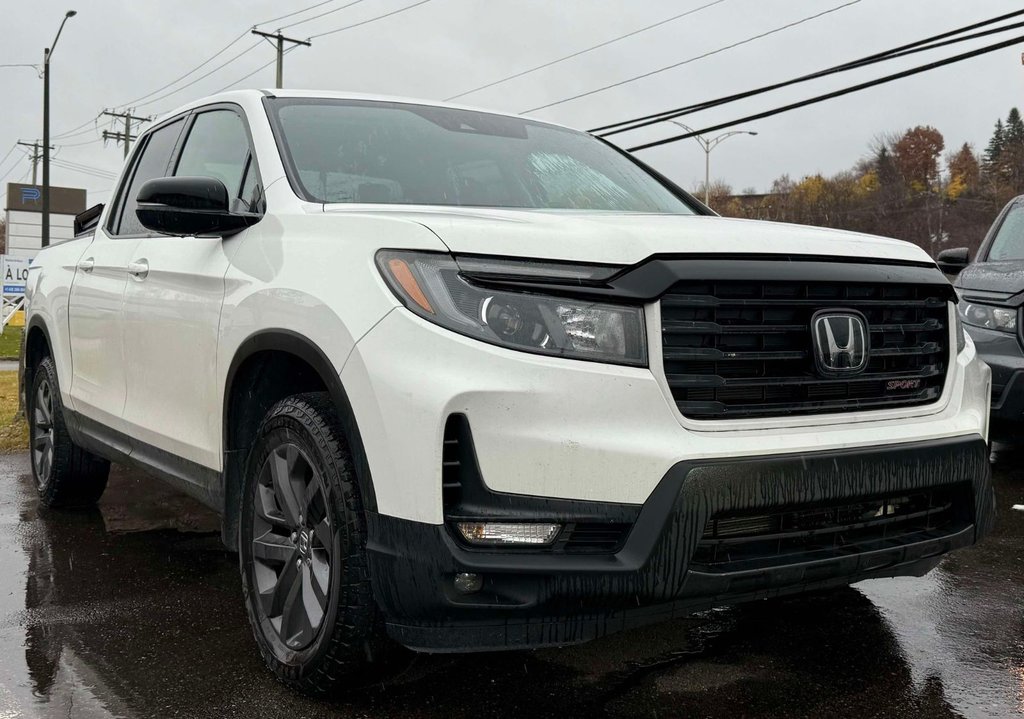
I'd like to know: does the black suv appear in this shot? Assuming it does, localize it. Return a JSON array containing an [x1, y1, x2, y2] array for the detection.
[[939, 196, 1024, 439]]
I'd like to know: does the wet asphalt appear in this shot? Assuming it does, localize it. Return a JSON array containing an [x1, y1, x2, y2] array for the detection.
[[0, 449, 1021, 719]]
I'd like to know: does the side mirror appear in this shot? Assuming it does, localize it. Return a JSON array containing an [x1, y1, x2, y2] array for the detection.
[[936, 247, 970, 275], [135, 176, 259, 237], [74, 203, 104, 237]]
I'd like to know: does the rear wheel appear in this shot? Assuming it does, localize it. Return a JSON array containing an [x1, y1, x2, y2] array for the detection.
[[29, 357, 110, 508], [239, 392, 387, 695]]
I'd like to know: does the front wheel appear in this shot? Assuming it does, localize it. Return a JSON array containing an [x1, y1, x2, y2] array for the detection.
[[29, 357, 109, 508], [239, 393, 386, 695]]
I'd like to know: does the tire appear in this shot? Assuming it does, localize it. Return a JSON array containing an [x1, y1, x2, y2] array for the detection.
[[28, 357, 110, 508], [239, 392, 386, 695]]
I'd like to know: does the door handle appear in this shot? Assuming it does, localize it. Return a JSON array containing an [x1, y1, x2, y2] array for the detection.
[[77, 257, 95, 272], [127, 259, 149, 280]]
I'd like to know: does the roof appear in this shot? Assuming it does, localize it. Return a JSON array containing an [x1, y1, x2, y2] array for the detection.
[[151, 88, 578, 133]]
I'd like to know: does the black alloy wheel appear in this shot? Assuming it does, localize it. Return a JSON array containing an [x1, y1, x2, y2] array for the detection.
[[28, 357, 109, 508], [240, 392, 389, 694], [250, 442, 333, 650], [31, 376, 55, 487]]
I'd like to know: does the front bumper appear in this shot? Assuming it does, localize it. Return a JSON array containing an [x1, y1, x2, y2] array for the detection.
[[966, 324, 1024, 425], [367, 435, 993, 652]]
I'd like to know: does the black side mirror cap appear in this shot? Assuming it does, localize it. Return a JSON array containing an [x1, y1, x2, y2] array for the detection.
[[135, 176, 260, 237], [936, 247, 970, 275]]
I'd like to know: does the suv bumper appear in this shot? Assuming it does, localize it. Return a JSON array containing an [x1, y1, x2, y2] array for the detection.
[[967, 324, 1024, 426], [367, 435, 993, 653]]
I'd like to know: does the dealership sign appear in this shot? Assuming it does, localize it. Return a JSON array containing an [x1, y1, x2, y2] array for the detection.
[[2, 257, 29, 295]]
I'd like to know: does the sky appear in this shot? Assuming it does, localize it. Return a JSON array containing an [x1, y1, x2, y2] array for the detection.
[[2, 0, 1023, 206]]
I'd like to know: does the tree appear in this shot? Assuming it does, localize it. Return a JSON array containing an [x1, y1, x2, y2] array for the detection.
[[1005, 108, 1024, 145], [983, 119, 1005, 171], [892, 126, 944, 191], [947, 143, 980, 200]]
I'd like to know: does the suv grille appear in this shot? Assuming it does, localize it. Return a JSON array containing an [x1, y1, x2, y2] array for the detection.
[[691, 484, 969, 573], [660, 280, 950, 419]]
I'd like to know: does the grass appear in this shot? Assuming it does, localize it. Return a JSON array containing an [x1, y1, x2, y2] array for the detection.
[[0, 371, 27, 453], [0, 326, 22, 360]]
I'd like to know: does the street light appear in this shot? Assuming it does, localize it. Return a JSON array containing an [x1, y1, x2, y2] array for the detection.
[[42, 9, 76, 248], [669, 120, 757, 208]]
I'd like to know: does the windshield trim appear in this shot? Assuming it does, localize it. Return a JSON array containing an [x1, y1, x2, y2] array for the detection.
[[261, 96, 705, 215]]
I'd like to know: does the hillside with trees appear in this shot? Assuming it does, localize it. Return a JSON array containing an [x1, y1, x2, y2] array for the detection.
[[714, 108, 1024, 259]]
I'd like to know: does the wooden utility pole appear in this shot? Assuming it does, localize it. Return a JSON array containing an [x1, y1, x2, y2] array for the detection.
[[16, 140, 52, 184], [251, 29, 311, 88], [101, 109, 150, 158]]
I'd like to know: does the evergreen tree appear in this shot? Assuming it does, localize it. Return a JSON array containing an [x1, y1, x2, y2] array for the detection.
[[1005, 108, 1024, 145], [983, 119, 1005, 169]]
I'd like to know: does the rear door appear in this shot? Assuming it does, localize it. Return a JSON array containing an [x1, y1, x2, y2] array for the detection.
[[67, 117, 185, 435], [119, 106, 263, 474]]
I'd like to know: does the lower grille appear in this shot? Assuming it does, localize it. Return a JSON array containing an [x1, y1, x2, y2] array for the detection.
[[660, 279, 950, 419], [691, 485, 970, 573], [560, 523, 631, 553]]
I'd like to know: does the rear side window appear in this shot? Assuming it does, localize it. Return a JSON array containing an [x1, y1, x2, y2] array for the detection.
[[988, 204, 1024, 261], [174, 110, 250, 196], [112, 118, 184, 236]]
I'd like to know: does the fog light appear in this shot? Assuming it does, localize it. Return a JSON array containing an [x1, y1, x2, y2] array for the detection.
[[456, 522, 561, 546], [453, 572, 483, 594]]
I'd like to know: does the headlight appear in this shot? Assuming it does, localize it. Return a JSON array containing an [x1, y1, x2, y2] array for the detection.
[[376, 250, 647, 366], [958, 299, 1018, 333]]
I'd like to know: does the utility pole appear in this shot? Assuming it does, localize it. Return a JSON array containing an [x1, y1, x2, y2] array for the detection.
[[251, 29, 311, 88], [101, 109, 150, 158], [16, 141, 52, 185]]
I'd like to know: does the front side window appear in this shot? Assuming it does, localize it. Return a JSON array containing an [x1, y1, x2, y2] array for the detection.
[[112, 118, 183, 236], [175, 110, 251, 196], [988, 203, 1024, 261], [266, 98, 695, 213]]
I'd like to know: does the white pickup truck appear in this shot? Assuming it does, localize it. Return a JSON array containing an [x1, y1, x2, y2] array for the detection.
[[23, 89, 994, 695]]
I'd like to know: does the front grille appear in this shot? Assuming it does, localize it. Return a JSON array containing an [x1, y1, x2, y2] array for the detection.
[[660, 280, 950, 419], [560, 523, 631, 553], [691, 485, 969, 573]]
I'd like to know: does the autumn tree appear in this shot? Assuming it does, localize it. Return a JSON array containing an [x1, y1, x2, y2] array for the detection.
[[892, 126, 944, 191], [947, 143, 980, 199]]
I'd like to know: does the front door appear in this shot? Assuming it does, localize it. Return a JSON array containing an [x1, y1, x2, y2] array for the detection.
[[120, 107, 262, 474], [67, 116, 185, 437]]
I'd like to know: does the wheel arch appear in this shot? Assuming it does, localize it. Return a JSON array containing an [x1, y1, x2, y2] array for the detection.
[[221, 329, 377, 551], [23, 315, 55, 410]]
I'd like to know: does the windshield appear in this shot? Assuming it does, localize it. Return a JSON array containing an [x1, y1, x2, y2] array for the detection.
[[266, 98, 695, 213], [988, 202, 1024, 261]]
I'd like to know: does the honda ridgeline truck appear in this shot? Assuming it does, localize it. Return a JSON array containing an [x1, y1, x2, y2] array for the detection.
[[23, 90, 994, 695]]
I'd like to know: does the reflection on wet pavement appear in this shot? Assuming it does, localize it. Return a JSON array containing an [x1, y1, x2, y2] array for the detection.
[[0, 448, 1021, 718]]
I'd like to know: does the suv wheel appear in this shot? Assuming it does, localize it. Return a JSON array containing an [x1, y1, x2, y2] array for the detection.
[[29, 357, 110, 508], [239, 392, 385, 694]]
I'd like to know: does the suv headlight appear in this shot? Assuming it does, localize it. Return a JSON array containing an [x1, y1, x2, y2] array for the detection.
[[376, 250, 647, 367], [958, 299, 1018, 333]]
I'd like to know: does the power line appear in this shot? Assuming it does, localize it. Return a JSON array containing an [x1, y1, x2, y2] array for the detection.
[[52, 113, 102, 140], [308, 0, 432, 39], [522, 0, 864, 114], [111, 30, 249, 110], [133, 40, 263, 110], [444, 0, 729, 102], [254, 0, 342, 29], [595, 8, 1024, 136], [279, 0, 371, 30], [624, 32, 1024, 153], [212, 45, 301, 94]]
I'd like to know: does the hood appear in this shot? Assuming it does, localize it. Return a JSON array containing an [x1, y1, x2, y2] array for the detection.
[[322, 206, 933, 266], [955, 260, 1024, 300]]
